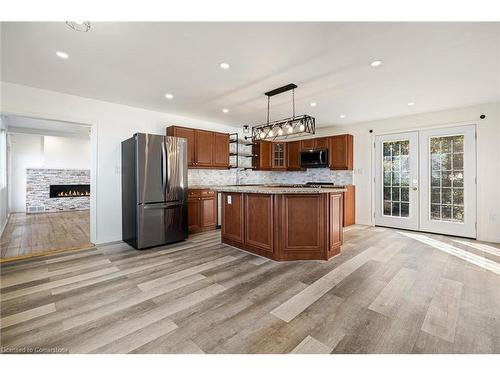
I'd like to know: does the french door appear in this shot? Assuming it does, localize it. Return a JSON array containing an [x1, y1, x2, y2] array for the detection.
[[375, 125, 476, 238]]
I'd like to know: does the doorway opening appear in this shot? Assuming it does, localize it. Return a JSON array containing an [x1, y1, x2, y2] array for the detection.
[[374, 124, 477, 238], [0, 114, 94, 260]]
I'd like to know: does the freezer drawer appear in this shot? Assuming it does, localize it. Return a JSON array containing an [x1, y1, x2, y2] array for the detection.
[[137, 202, 187, 249]]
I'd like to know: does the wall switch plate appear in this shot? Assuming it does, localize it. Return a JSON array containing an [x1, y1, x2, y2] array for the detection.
[[227, 195, 232, 204]]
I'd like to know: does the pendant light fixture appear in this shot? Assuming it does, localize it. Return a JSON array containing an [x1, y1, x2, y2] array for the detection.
[[251, 83, 315, 142]]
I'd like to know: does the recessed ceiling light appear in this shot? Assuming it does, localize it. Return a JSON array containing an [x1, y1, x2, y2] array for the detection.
[[340, 114, 347, 119], [222, 108, 229, 113], [407, 102, 415, 106], [310, 102, 317, 107], [164, 93, 174, 100], [66, 21, 91, 32], [56, 51, 69, 59], [219, 62, 230, 69], [370, 60, 382, 67]]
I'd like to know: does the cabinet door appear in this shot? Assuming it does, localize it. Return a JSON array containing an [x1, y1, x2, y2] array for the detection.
[[200, 196, 217, 228], [253, 141, 272, 170], [329, 134, 353, 170], [286, 141, 301, 170], [213, 132, 229, 168], [167, 126, 195, 166], [271, 142, 286, 170], [343, 185, 356, 226], [221, 193, 244, 243], [195, 129, 214, 167], [301, 139, 316, 150], [188, 197, 201, 232], [315, 137, 328, 149]]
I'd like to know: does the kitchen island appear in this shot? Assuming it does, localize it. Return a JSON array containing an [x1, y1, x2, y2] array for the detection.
[[215, 186, 346, 261]]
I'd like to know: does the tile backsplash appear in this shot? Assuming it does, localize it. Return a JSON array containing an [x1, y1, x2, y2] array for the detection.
[[188, 168, 353, 187]]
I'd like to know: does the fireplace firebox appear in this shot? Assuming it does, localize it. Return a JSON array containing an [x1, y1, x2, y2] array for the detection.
[[49, 184, 90, 198]]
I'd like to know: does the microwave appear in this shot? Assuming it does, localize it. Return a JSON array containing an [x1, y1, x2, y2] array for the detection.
[[300, 148, 329, 168]]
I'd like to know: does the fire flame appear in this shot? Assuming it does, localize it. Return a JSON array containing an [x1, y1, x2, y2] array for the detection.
[[57, 191, 90, 197]]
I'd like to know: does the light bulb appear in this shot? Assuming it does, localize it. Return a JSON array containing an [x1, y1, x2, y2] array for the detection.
[[260, 131, 266, 139], [299, 124, 305, 131], [287, 126, 294, 134], [268, 130, 274, 137], [278, 128, 284, 136]]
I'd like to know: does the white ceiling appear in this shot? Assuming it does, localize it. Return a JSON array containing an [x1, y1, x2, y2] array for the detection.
[[1, 22, 499, 129], [3, 114, 90, 138]]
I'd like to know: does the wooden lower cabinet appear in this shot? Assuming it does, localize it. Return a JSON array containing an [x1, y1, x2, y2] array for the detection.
[[279, 194, 327, 260], [221, 192, 343, 261], [244, 194, 274, 256], [343, 185, 355, 227], [329, 192, 343, 258], [221, 192, 244, 243], [188, 189, 217, 234]]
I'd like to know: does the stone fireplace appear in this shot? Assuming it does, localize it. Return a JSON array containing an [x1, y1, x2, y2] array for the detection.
[[26, 168, 90, 213]]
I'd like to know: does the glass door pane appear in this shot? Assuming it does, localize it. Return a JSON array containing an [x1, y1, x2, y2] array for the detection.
[[419, 125, 476, 238], [429, 135, 464, 223], [382, 140, 410, 218], [375, 131, 419, 231]]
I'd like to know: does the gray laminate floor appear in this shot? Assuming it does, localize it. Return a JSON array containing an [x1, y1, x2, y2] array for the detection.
[[1, 225, 499, 354]]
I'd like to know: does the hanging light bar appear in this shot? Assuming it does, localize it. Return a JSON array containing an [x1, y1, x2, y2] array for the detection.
[[251, 83, 316, 142]]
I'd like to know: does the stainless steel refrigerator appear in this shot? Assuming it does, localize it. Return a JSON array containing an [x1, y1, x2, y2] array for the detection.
[[121, 133, 188, 249]]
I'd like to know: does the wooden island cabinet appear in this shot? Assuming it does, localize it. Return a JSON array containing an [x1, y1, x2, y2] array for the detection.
[[218, 187, 345, 261]]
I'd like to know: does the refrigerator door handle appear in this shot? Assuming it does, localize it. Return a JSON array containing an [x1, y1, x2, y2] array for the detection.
[[161, 141, 167, 194], [142, 201, 182, 210]]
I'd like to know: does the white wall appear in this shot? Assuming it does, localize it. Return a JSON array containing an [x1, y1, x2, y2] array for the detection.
[[0, 115, 9, 234], [8, 133, 44, 212], [43, 136, 91, 169], [316, 101, 500, 243], [8, 133, 92, 212], [1, 82, 239, 244]]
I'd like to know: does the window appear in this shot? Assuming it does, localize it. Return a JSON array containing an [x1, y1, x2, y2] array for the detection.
[[382, 140, 410, 218], [429, 135, 464, 222]]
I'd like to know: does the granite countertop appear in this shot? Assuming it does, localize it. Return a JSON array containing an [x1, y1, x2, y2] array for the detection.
[[212, 186, 347, 194]]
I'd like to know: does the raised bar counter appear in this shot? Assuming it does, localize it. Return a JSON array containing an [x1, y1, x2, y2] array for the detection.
[[215, 186, 346, 261]]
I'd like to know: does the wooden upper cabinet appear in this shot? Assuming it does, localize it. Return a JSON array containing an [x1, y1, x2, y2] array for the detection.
[[253, 141, 272, 170], [300, 138, 317, 150], [300, 137, 328, 151], [166, 126, 195, 166], [271, 142, 286, 170], [315, 137, 329, 149], [286, 141, 301, 170], [194, 129, 214, 167], [213, 132, 230, 168], [166, 126, 230, 169], [329, 134, 353, 170]]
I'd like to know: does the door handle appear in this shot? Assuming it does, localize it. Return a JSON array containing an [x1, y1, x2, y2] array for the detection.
[[411, 186, 418, 191], [161, 141, 167, 193], [143, 201, 182, 209]]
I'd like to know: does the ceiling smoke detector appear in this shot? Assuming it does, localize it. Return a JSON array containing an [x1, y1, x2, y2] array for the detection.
[[66, 21, 91, 32]]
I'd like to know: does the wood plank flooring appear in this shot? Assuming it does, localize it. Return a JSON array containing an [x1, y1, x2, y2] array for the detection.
[[1, 225, 499, 354], [0, 211, 92, 260]]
